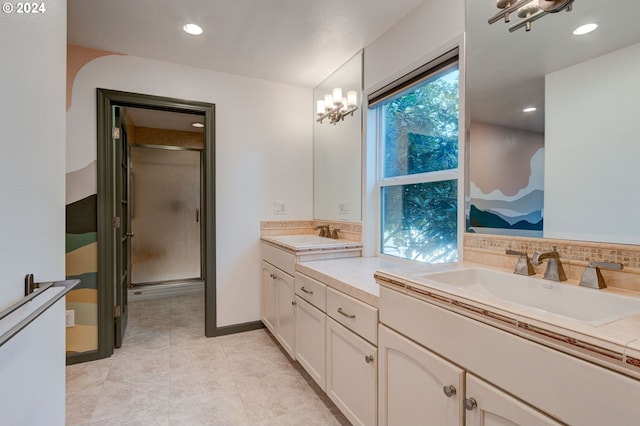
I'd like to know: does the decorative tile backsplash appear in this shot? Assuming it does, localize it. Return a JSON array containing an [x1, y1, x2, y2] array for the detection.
[[261, 220, 362, 242], [464, 233, 640, 292]]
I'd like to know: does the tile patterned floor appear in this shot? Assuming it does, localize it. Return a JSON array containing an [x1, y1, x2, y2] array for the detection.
[[66, 293, 350, 425]]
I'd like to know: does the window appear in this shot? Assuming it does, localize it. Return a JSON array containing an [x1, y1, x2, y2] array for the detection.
[[370, 50, 460, 263]]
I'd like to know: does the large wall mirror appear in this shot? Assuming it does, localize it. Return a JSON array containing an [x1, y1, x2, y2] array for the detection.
[[466, 0, 640, 244], [313, 51, 363, 223]]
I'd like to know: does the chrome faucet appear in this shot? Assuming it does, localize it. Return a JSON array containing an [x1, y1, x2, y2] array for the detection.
[[313, 225, 330, 238], [531, 246, 567, 281], [506, 249, 535, 276], [579, 261, 624, 289]]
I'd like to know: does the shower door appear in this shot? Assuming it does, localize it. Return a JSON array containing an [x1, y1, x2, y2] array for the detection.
[[130, 146, 202, 285]]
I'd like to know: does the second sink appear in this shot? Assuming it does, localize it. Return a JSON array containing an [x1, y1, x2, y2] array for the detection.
[[417, 268, 640, 326]]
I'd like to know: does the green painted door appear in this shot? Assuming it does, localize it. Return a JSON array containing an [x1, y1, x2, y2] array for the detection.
[[113, 107, 130, 348]]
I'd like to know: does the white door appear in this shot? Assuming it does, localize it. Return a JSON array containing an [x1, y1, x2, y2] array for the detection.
[[260, 261, 277, 334], [326, 317, 377, 426], [295, 296, 327, 391], [465, 374, 563, 426], [276, 270, 295, 358], [378, 324, 464, 426]]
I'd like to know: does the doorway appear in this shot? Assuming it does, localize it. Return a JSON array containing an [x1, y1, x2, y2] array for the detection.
[[95, 89, 217, 360], [125, 107, 204, 288]]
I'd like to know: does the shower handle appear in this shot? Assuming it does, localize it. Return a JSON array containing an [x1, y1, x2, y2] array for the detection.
[[126, 232, 135, 238]]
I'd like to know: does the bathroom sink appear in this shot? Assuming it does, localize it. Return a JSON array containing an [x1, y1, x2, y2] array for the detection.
[[267, 235, 338, 245], [262, 234, 362, 251], [418, 268, 640, 326]]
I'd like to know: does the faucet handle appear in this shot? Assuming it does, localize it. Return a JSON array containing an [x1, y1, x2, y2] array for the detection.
[[331, 228, 340, 239], [579, 261, 624, 289], [506, 250, 535, 276]]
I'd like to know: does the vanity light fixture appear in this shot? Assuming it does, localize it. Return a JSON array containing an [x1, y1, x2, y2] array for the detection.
[[523, 107, 537, 112], [316, 88, 359, 125], [573, 23, 598, 35], [183, 23, 203, 36], [489, 0, 574, 33], [191, 122, 205, 128]]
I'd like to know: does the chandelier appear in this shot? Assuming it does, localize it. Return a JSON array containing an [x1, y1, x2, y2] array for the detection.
[[489, 0, 575, 32], [316, 88, 359, 125]]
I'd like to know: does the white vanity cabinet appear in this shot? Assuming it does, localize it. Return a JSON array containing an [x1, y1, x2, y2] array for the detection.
[[294, 272, 328, 390], [294, 295, 326, 390], [260, 261, 278, 334], [326, 287, 379, 426], [378, 324, 464, 426], [261, 244, 296, 359], [327, 317, 377, 426], [464, 374, 563, 426], [379, 285, 640, 425], [378, 324, 561, 426]]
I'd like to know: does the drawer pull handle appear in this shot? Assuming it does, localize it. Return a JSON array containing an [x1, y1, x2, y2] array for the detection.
[[337, 307, 356, 319], [443, 385, 456, 397], [301, 286, 314, 295], [464, 398, 477, 411], [365, 355, 374, 364]]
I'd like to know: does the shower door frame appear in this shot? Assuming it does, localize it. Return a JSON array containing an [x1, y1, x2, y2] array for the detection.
[[128, 144, 204, 287], [95, 89, 217, 361]]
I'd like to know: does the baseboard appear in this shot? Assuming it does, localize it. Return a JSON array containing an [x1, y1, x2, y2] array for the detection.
[[128, 280, 204, 301], [215, 320, 265, 336]]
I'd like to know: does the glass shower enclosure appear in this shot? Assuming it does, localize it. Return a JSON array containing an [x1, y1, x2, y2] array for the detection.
[[130, 146, 202, 285]]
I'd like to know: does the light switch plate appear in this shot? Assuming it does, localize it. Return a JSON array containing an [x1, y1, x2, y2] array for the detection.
[[273, 201, 287, 215], [65, 310, 75, 328], [338, 201, 350, 215]]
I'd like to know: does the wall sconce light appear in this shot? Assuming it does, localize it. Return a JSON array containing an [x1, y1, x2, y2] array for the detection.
[[316, 88, 359, 125], [489, 0, 574, 32]]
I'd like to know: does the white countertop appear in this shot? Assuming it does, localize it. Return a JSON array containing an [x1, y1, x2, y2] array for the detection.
[[375, 260, 640, 380], [261, 234, 362, 254], [290, 251, 640, 380], [295, 257, 397, 307]]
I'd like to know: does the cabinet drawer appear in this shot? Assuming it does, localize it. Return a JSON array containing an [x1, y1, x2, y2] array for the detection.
[[327, 287, 378, 345], [261, 243, 296, 276], [294, 272, 327, 312]]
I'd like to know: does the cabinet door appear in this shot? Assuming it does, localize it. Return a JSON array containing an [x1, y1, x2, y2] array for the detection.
[[465, 374, 563, 426], [261, 261, 277, 334], [276, 270, 296, 358], [378, 324, 464, 426], [326, 317, 377, 426], [295, 296, 326, 391]]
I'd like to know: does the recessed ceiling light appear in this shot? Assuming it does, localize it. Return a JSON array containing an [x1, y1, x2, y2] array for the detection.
[[573, 23, 598, 36], [191, 122, 204, 128], [523, 107, 537, 113], [183, 24, 203, 36]]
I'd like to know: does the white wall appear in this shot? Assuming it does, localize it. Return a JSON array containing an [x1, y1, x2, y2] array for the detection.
[[362, 0, 465, 255], [364, 0, 465, 92], [67, 55, 313, 326], [0, 3, 66, 306], [545, 42, 640, 244], [0, 1, 67, 423]]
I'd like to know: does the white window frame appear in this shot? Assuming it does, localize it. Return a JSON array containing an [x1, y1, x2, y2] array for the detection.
[[363, 41, 466, 264]]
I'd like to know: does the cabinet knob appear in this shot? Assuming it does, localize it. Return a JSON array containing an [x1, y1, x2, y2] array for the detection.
[[292, 300, 297, 306], [365, 355, 374, 364], [443, 385, 456, 397], [270, 274, 277, 279], [464, 397, 477, 411]]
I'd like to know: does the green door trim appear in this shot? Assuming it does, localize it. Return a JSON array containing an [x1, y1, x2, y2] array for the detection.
[[94, 89, 217, 360]]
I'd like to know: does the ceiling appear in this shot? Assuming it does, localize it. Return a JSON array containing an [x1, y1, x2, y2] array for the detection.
[[123, 107, 204, 133], [67, 0, 424, 88], [467, 0, 640, 133]]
